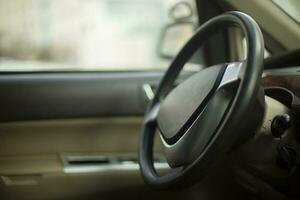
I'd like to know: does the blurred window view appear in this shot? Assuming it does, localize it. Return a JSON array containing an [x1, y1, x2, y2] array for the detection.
[[0, 0, 199, 71], [272, 0, 300, 23]]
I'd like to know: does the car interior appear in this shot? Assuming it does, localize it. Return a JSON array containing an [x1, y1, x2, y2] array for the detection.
[[0, 0, 300, 200]]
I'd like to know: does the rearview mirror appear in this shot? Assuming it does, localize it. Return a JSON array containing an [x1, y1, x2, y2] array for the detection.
[[157, 1, 196, 59]]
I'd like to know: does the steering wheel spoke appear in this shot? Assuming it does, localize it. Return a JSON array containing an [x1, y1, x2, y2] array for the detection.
[[219, 62, 243, 89]]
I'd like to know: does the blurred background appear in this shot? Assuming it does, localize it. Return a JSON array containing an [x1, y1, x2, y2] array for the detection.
[[0, 0, 199, 71]]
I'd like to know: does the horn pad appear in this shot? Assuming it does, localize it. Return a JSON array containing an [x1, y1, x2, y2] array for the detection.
[[157, 65, 226, 144]]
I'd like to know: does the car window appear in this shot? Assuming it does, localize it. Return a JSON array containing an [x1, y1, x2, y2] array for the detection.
[[0, 0, 201, 72], [272, 0, 300, 24]]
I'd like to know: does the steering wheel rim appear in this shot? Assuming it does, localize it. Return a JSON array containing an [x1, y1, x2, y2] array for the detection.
[[139, 11, 265, 188]]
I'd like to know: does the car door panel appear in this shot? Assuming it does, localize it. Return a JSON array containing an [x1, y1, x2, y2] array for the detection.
[[0, 71, 194, 200], [0, 72, 163, 121]]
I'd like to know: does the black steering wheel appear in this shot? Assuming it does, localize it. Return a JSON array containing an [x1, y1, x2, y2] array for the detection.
[[139, 11, 265, 188]]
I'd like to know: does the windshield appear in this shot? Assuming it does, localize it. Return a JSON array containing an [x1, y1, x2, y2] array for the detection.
[[0, 0, 200, 71]]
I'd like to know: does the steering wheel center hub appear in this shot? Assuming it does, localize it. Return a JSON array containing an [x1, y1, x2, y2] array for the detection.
[[157, 64, 226, 145]]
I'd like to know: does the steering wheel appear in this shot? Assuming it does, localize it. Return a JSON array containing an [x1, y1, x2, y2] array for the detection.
[[139, 11, 265, 188]]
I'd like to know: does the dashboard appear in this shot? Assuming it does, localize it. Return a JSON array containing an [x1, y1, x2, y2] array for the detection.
[[263, 67, 300, 107], [262, 66, 300, 143]]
